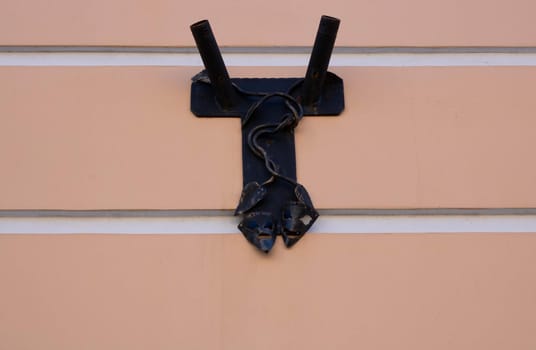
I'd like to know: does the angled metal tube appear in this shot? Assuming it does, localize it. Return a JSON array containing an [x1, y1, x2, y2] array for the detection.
[[301, 15, 340, 107], [190, 20, 237, 109]]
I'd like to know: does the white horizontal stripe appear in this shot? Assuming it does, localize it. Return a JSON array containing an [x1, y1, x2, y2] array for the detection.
[[1, 215, 535, 234], [2, 52, 536, 67]]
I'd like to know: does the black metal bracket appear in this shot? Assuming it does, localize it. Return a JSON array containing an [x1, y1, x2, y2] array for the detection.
[[190, 16, 344, 253]]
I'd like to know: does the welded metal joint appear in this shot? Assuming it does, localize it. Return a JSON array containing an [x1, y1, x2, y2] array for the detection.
[[189, 16, 344, 253]]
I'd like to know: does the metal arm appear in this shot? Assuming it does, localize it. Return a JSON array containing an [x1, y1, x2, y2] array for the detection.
[[190, 20, 237, 109], [301, 15, 340, 108]]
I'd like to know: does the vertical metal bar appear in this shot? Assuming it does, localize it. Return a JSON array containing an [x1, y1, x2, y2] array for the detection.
[[301, 15, 340, 107], [190, 20, 237, 109]]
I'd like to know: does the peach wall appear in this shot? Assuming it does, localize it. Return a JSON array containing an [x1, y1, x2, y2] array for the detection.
[[1, 0, 536, 46], [1, 234, 535, 350], [1, 67, 536, 209], [2, 2, 536, 348]]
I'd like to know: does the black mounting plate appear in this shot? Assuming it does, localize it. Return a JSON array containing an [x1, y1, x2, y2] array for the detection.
[[191, 72, 344, 117], [190, 71, 344, 252]]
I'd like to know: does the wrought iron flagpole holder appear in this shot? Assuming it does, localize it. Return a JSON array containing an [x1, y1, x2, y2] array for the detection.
[[190, 15, 344, 252]]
